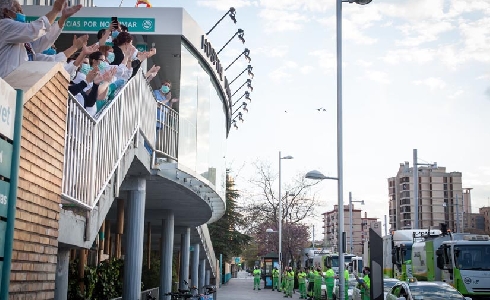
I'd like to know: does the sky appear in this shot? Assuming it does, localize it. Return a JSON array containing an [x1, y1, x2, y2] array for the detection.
[[95, 0, 490, 237]]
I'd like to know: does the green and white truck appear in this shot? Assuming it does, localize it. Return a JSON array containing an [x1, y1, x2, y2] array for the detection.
[[411, 233, 490, 299]]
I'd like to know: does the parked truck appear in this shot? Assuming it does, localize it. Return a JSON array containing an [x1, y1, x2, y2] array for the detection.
[[411, 233, 490, 299], [383, 229, 441, 279]]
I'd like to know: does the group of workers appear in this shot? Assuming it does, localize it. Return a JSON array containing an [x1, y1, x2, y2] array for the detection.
[[252, 265, 371, 300]]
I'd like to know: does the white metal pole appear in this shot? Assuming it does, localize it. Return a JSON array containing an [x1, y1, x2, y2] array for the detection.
[[384, 215, 388, 236], [456, 194, 460, 233], [336, 0, 345, 297], [413, 149, 419, 229], [349, 192, 353, 254], [462, 195, 465, 233], [312, 225, 315, 248], [278, 151, 283, 289]]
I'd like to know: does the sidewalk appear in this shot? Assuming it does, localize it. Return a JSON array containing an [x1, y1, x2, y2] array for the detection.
[[217, 271, 303, 300]]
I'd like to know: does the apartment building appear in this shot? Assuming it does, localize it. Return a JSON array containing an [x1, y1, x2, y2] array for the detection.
[[388, 162, 466, 231], [322, 205, 379, 256]]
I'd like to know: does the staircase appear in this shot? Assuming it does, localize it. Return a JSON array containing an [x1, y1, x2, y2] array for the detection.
[[58, 71, 219, 278]]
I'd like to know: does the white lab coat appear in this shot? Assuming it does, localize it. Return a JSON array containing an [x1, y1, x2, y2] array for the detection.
[[0, 16, 63, 78]]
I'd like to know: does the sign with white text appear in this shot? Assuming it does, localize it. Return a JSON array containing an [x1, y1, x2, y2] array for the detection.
[[26, 16, 155, 32], [0, 81, 16, 140]]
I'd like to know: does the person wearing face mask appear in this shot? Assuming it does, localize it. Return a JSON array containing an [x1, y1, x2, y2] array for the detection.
[[0, 0, 82, 78], [355, 267, 371, 300]]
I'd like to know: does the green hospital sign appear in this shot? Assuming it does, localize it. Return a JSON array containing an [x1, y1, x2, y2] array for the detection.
[[26, 17, 155, 32]]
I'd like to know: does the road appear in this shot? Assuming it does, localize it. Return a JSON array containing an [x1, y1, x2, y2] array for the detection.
[[217, 270, 302, 300]]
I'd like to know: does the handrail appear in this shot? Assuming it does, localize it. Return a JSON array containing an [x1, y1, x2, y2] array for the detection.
[[197, 225, 217, 277], [62, 72, 161, 208]]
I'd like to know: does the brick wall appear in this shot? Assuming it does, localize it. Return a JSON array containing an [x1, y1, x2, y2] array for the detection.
[[9, 72, 68, 299]]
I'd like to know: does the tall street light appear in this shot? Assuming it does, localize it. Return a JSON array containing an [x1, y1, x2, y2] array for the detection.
[[335, 0, 372, 297], [412, 149, 437, 229], [278, 151, 293, 290], [348, 192, 364, 254]]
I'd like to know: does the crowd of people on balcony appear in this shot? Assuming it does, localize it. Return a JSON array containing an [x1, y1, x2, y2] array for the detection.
[[0, 0, 178, 121]]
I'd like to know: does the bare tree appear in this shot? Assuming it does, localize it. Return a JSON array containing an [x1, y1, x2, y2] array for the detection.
[[239, 160, 320, 233]]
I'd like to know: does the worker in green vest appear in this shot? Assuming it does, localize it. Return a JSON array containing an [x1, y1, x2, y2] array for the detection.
[[284, 267, 295, 298], [282, 267, 288, 295], [307, 267, 315, 299], [313, 267, 323, 300], [253, 266, 261, 290], [344, 269, 350, 300], [298, 267, 307, 299], [355, 267, 371, 300], [272, 267, 280, 291], [325, 265, 335, 300]]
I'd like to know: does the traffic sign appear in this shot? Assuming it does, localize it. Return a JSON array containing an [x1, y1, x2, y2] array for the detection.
[[0, 139, 12, 178], [0, 181, 8, 218], [0, 80, 16, 140], [235, 257, 240, 264]]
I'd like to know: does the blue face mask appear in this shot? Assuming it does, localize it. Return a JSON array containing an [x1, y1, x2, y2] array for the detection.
[[161, 85, 170, 93], [111, 31, 119, 38], [42, 48, 56, 55], [15, 12, 26, 23], [99, 61, 109, 71], [79, 63, 92, 75], [107, 52, 115, 63]]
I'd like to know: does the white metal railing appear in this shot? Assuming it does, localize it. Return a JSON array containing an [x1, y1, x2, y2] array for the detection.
[[197, 224, 217, 277], [155, 100, 179, 160], [62, 71, 163, 208]]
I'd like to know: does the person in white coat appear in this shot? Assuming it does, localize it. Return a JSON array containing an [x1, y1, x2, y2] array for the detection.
[[0, 0, 82, 78]]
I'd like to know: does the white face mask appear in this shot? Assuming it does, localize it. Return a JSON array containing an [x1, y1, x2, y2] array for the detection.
[[131, 49, 138, 60]]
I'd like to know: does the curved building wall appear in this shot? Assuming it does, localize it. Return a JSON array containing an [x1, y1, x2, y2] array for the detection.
[[179, 43, 227, 199]]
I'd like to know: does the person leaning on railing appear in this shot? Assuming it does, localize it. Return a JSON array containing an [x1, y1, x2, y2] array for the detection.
[[0, 0, 82, 78]]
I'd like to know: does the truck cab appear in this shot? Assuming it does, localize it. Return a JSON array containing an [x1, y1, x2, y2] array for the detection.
[[436, 234, 490, 298]]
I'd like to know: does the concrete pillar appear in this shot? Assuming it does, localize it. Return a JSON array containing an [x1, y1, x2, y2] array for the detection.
[[191, 243, 200, 288], [159, 210, 174, 300], [199, 259, 206, 293], [179, 227, 191, 289], [122, 177, 146, 300], [54, 249, 70, 300], [205, 270, 211, 286]]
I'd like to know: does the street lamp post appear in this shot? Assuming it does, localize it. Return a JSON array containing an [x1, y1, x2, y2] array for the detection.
[[348, 192, 364, 254], [278, 151, 293, 291], [335, 0, 372, 297], [412, 149, 437, 229]]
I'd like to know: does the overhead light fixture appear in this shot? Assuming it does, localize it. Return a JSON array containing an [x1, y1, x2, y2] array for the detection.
[[245, 91, 251, 102], [225, 48, 252, 71], [232, 120, 238, 129], [232, 91, 252, 107], [351, 0, 372, 4], [247, 65, 254, 79], [229, 64, 254, 85], [217, 29, 245, 55], [247, 79, 254, 92], [206, 7, 237, 35], [232, 79, 253, 97]]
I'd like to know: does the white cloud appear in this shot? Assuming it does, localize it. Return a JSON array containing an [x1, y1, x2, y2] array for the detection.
[[364, 70, 391, 85], [258, 9, 309, 33], [255, 45, 289, 58], [448, 88, 464, 99], [268, 61, 299, 83], [382, 48, 436, 65], [395, 21, 454, 47], [309, 50, 335, 73], [259, 0, 333, 12], [197, 0, 256, 10], [356, 59, 373, 68], [300, 65, 314, 74], [413, 77, 446, 90]]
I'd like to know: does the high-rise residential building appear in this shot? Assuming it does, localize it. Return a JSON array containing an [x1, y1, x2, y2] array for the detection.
[[21, 0, 94, 7], [479, 207, 490, 233], [388, 162, 466, 231], [322, 205, 379, 256]]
